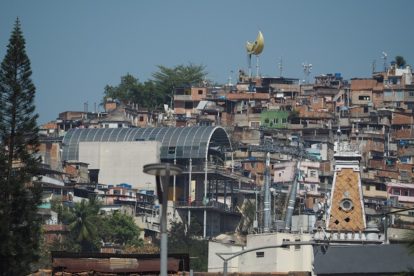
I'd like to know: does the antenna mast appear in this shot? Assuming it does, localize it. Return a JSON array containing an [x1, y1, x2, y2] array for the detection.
[[302, 62, 312, 84], [279, 57, 283, 77], [382, 52, 388, 72]]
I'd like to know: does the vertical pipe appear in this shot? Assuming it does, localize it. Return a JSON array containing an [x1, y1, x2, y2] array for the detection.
[[255, 188, 258, 229], [215, 178, 218, 202], [384, 215, 389, 244], [188, 158, 192, 227], [224, 179, 227, 211], [204, 158, 208, 238], [173, 158, 176, 202], [160, 165, 170, 276], [223, 260, 228, 276], [231, 152, 234, 173], [230, 179, 234, 211], [285, 161, 301, 230], [263, 152, 271, 232]]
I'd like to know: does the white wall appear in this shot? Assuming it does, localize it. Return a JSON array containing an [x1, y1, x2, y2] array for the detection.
[[208, 241, 244, 273], [79, 141, 160, 190], [238, 233, 313, 273]]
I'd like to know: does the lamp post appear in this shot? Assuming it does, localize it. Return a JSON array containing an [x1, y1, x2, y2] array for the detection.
[[143, 163, 182, 276]]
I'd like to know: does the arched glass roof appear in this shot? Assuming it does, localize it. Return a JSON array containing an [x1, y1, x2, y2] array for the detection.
[[62, 126, 232, 161]]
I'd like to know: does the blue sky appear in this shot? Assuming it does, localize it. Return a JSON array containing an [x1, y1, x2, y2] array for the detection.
[[1, 0, 413, 124]]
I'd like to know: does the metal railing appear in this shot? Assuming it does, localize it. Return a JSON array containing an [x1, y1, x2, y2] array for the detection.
[[174, 200, 237, 213]]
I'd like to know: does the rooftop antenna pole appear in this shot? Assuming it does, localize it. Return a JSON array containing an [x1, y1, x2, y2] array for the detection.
[[256, 55, 260, 78], [228, 70, 233, 86], [302, 62, 312, 84], [279, 57, 283, 77], [382, 52, 388, 72], [248, 54, 252, 79], [372, 60, 376, 74]]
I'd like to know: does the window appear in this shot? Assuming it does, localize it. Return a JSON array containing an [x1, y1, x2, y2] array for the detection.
[[282, 239, 290, 250], [393, 189, 400, 195], [409, 91, 414, 97], [359, 96, 371, 101], [339, 199, 354, 211], [282, 118, 287, 124], [139, 116, 144, 122], [401, 170, 410, 180], [366, 185, 370, 191], [274, 118, 279, 124], [363, 106, 369, 113], [250, 121, 260, 129], [309, 170, 317, 177], [184, 102, 193, 109], [408, 211, 414, 217], [168, 147, 176, 155], [295, 239, 301, 250], [198, 90, 203, 95], [256, 252, 264, 258]]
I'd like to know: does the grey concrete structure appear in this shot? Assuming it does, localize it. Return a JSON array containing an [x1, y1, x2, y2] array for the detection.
[[79, 141, 160, 189]]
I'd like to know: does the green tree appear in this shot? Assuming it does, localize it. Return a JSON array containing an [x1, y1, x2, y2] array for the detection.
[[103, 73, 139, 103], [100, 211, 142, 246], [168, 218, 208, 272], [395, 55, 407, 68], [152, 64, 207, 103], [102, 64, 207, 112], [66, 198, 102, 252], [103, 75, 163, 111], [0, 18, 42, 275]]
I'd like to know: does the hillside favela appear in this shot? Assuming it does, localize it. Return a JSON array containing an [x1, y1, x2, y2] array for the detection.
[[2, 4, 414, 276]]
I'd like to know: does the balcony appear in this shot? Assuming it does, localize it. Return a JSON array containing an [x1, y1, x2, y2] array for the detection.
[[174, 200, 239, 214], [392, 129, 414, 139]]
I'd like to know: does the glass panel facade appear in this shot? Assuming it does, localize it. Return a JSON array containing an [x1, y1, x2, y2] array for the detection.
[[62, 126, 231, 161]]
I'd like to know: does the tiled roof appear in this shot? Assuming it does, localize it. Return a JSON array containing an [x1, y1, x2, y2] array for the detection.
[[328, 168, 365, 231]]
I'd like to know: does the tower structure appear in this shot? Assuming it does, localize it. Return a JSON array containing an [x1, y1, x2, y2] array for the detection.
[[327, 142, 366, 232], [246, 31, 264, 79]]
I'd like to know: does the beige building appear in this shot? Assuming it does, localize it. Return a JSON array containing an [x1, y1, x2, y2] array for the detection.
[[208, 232, 313, 274]]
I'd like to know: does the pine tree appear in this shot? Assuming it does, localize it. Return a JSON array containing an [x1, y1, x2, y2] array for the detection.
[[0, 18, 42, 275]]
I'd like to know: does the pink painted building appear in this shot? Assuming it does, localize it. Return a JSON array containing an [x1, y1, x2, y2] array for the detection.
[[387, 182, 414, 206]]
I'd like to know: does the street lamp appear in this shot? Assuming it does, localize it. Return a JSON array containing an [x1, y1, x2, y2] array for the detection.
[[143, 163, 182, 276]]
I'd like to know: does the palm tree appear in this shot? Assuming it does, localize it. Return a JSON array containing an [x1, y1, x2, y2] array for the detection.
[[67, 198, 101, 252]]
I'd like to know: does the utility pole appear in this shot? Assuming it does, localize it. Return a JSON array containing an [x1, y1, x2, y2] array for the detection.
[[263, 152, 271, 232]]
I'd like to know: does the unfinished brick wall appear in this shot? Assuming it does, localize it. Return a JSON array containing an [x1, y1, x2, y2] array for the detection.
[[392, 113, 413, 125]]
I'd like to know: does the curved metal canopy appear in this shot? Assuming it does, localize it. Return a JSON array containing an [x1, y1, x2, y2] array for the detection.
[[62, 126, 232, 161]]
